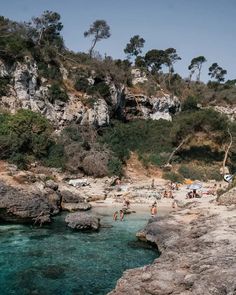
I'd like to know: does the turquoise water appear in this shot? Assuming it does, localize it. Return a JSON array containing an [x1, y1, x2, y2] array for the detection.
[[0, 206, 157, 295]]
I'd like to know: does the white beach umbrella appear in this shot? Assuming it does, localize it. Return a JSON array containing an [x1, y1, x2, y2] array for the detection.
[[188, 183, 202, 190]]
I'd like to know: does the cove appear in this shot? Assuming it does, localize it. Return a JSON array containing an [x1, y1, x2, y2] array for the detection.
[[0, 206, 157, 295]]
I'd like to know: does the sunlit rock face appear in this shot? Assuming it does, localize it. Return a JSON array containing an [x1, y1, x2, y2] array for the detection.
[[124, 89, 181, 121], [0, 58, 180, 127]]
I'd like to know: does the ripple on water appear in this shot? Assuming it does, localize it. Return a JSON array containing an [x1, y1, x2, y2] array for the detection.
[[0, 208, 157, 295]]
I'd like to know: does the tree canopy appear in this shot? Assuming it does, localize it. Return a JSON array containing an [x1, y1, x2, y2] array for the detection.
[[30, 11, 63, 48], [208, 63, 227, 83], [84, 20, 111, 57], [124, 35, 145, 59], [188, 56, 207, 81]]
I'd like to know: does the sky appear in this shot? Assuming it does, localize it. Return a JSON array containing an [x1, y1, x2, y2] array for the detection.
[[0, 0, 235, 81]]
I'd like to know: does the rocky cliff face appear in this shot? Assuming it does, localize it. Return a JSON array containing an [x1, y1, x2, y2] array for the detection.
[[0, 58, 180, 127]]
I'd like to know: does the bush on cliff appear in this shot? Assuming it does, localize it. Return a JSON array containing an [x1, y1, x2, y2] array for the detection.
[[0, 110, 65, 168], [48, 83, 69, 103]]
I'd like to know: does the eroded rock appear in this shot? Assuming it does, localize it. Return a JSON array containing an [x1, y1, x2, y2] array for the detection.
[[65, 212, 100, 230], [0, 181, 60, 224], [109, 204, 236, 295]]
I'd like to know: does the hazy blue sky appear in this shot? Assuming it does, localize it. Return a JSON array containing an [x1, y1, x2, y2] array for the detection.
[[0, 0, 235, 81]]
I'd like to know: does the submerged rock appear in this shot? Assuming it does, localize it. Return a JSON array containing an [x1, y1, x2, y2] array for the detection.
[[65, 212, 100, 231]]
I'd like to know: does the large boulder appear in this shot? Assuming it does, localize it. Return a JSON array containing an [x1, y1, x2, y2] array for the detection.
[[60, 190, 85, 203], [65, 212, 100, 230], [217, 187, 236, 205], [0, 181, 60, 225]]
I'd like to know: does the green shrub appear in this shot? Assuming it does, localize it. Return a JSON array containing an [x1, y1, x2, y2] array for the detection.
[[74, 76, 90, 92], [178, 165, 204, 180], [182, 96, 199, 112], [63, 126, 82, 142], [0, 110, 65, 169], [0, 76, 10, 96], [43, 144, 65, 169], [87, 81, 110, 98], [101, 119, 173, 165], [178, 164, 222, 181], [9, 153, 28, 170], [204, 167, 222, 181], [108, 157, 123, 177], [48, 83, 69, 103], [101, 120, 172, 164], [38, 62, 62, 80], [163, 172, 184, 183]]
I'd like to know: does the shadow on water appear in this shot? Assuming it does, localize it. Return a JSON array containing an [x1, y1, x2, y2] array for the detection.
[[0, 209, 157, 295]]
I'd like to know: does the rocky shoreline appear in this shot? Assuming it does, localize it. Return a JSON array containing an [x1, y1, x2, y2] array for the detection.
[[109, 199, 236, 295], [1, 160, 236, 294]]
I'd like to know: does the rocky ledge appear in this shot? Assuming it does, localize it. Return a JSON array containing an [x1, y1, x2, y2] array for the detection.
[[109, 198, 236, 294], [0, 181, 61, 225], [65, 212, 100, 231]]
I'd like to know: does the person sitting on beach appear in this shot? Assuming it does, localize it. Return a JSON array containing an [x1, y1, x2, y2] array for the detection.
[[168, 190, 173, 199], [120, 210, 124, 221], [152, 201, 157, 207], [163, 190, 168, 198], [186, 191, 193, 199], [113, 211, 118, 221]]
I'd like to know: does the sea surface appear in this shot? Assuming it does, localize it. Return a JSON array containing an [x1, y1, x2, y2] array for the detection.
[[0, 205, 157, 295]]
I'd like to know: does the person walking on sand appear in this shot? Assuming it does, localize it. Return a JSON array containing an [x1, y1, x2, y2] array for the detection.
[[120, 210, 124, 221], [113, 211, 118, 221]]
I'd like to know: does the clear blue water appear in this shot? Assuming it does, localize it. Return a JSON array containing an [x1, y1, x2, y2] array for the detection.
[[0, 206, 157, 295]]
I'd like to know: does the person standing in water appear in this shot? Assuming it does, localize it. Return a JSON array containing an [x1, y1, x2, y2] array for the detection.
[[120, 210, 124, 221], [151, 204, 157, 217], [113, 211, 118, 221]]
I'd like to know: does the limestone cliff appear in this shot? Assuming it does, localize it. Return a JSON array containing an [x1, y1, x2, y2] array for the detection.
[[0, 57, 180, 128]]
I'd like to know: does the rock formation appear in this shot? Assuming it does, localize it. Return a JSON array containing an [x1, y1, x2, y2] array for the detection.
[[0, 181, 61, 225], [0, 58, 180, 128], [109, 202, 236, 295], [217, 186, 236, 205], [65, 212, 100, 230]]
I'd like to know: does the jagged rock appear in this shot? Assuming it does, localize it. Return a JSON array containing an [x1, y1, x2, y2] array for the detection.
[[0, 181, 60, 224], [214, 105, 236, 121], [45, 180, 59, 191], [60, 190, 85, 203], [217, 187, 236, 205], [13, 57, 38, 102], [131, 68, 148, 85], [65, 212, 100, 230], [93, 98, 110, 126], [124, 89, 180, 121], [61, 202, 91, 212], [0, 57, 181, 127]]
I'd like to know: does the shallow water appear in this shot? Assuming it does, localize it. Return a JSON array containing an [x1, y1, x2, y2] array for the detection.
[[0, 206, 157, 295]]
